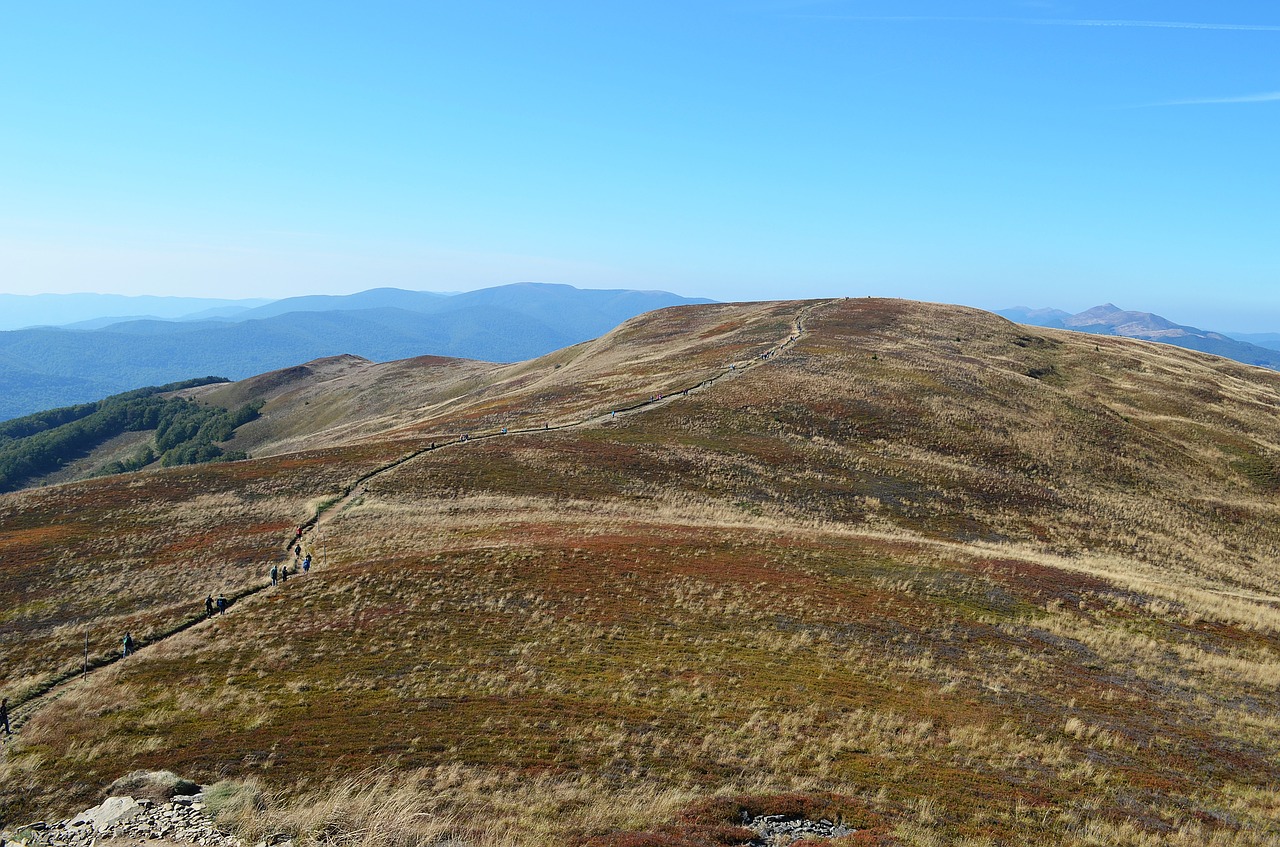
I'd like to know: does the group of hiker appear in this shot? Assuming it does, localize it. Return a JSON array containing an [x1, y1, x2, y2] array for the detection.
[[116, 526, 317, 662], [203, 593, 230, 617], [279, 528, 314, 584], [271, 552, 310, 586]]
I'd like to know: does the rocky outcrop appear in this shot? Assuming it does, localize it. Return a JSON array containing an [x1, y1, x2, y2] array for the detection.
[[744, 813, 859, 844], [3, 791, 238, 847]]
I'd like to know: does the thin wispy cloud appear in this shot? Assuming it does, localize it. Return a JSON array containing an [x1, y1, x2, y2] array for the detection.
[[796, 15, 1280, 32], [1152, 91, 1280, 106], [1033, 18, 1280, 31]]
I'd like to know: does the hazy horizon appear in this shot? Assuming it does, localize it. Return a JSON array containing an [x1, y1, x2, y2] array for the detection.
[[4, 285, 1276, 337]]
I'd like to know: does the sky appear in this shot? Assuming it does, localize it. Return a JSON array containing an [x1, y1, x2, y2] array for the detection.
[[2, 0, 1278, 329]]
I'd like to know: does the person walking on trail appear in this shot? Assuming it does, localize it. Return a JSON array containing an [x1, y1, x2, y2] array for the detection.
[[205, 595, 215, 617], [1, 697, 11, 736], [217, 594, 227, 615], [280, 564, 289, 583], [302, 554, 311, 573], [270, 564, 279, 586], [122, 632, 135, 657]]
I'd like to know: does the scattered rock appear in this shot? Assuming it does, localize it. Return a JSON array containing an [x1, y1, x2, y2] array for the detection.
[[74, 796, 145, 831], [5, 789, 238, 847], [743, 813, 857, 844]]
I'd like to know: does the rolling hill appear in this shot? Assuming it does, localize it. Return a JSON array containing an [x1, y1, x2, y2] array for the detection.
[[2, 298, 1279, 846], [0, 284, 713, 421]]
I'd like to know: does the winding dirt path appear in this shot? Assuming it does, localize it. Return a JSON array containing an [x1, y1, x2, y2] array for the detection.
[[3, 300, 824, 738], [304, 300, 822, 533]]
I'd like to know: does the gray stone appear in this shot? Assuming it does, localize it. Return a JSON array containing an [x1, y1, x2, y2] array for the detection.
[[30, 790, 240, 847], [78, 798, 144, 832], [744, 813, 858, 845]]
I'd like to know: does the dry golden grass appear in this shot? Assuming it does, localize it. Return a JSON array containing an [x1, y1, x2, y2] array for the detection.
[[4, 298, 1280, 846]]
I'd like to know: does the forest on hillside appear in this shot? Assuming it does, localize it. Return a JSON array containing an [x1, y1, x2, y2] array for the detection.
[[0, 378, 261, 492]]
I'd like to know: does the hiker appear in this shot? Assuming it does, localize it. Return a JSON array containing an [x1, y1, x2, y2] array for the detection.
[[217, 594, 227, 615], [270, 564, 279, 586], [122, 632, 134, 657], [280, 564, 289, 583], [302, 554, 311, 573], [1, 697, 11, 736], [294, 543, 302, 558], [296, 525, 304, 539], [205, 595, 215, 617]]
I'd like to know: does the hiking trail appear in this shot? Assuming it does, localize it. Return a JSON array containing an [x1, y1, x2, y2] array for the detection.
[[2, 300, 826, 738]]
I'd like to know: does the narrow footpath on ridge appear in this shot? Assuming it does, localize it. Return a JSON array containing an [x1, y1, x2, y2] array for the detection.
[[304, 299, 825, 536], [2, 300, 827, 738]]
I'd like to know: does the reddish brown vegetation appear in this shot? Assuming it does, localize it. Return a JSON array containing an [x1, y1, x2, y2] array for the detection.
[[4, 299, 1280, 844]]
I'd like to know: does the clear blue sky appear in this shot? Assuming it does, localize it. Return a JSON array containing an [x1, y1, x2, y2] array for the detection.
[[3, 1, 1278, 329]]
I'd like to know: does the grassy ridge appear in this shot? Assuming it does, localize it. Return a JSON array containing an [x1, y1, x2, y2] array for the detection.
[[2, 298, 1280, 845]]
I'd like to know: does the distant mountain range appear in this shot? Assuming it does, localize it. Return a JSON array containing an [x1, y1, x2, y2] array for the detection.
[[0, 293, 274, 331], [0, 283, 712, 421], [1223, 331, 1280, 351], [997, 304, 1280, 370]]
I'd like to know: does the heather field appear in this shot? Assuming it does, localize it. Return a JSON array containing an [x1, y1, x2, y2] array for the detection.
[[3, 299, 1280, 846]]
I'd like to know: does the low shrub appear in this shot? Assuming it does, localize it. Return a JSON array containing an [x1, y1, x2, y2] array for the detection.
[[106, 769, 200, 802], [204, 778, 268, 834]]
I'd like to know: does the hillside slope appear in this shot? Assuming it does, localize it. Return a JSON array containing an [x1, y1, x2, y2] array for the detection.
[[0, 284, 712, 421], [2, 298, 1279, 846], [0, 377, 261, 493]]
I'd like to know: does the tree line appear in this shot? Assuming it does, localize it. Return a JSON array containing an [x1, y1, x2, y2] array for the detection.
[[0, 378, 263, 492]]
